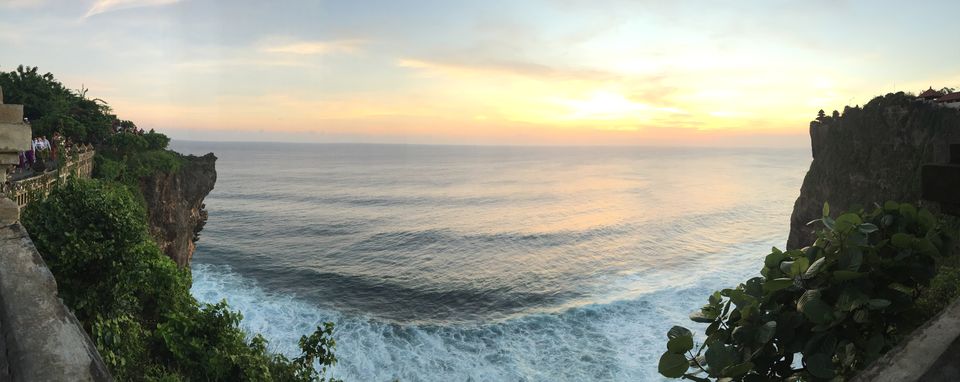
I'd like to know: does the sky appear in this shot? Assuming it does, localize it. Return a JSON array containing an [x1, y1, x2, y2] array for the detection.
[[1, 0, 959, 147]]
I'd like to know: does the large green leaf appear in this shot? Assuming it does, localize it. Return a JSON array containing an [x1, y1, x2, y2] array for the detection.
[[806, 353, 835, 379], [790, 257, 810, 278], [803, 257, 828, 279], [763, 278, 793, 293], [838, 247, 863, 271], [705, 344, 738, 376], [689, 311, 715, 323], [899, 203, 917, 220], [722, 362, 754, 378], [858, 223, 879, 234], [801, 297, 833, 324], [867, 299, 891, 310], [764, 251, 787, 268], [668, 326, 693, 340], [757, 321, 777, 344], [835, 289, 868, 312], [658, 352, 689, 378], [667, 336, 694, 354], [835, 213, 863, 232], [883, 200, 899, 212], [918, 208, 936, 231], [891, 233, 914, 249]]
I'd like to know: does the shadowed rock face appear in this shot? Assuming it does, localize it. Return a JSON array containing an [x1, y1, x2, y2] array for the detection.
[[140, 153, 217, 267], [787, 93, 960, 250]]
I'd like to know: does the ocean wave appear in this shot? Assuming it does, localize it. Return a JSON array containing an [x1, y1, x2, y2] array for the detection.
[[191, 262, 753, 382]]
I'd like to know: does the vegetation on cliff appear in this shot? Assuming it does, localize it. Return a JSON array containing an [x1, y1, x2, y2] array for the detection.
[[788, 91, 960, 249], [8, 66, 340, 381], [658, 202, 956, 381]]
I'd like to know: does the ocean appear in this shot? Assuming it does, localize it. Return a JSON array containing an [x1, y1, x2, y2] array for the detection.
[[170, 141, 810, 381]]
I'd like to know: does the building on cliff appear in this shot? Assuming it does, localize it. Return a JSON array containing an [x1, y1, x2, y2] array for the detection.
[[916, 86, 960, 109]]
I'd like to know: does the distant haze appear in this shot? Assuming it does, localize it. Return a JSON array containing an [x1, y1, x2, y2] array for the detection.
[[2, 0, 958, 146]]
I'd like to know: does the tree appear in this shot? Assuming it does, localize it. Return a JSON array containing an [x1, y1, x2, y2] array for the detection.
[[22, 179, 341, 381], [0, 65, 115, 143], [816, 109, 826, 120]]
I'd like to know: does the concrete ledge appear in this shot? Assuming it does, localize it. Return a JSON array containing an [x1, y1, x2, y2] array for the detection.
[[0, 224, 112, 381], [852, 297, 960, 382], [0, 123, 31, 151], [0, 105, 23, 124]]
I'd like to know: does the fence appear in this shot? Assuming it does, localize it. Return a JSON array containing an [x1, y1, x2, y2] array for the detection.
[[6, 145, 95, 208]]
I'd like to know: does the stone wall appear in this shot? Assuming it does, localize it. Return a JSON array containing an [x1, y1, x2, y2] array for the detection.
[[8, 146, 95, 207], [0, 85, 31, 225], [0, 224, 112, 381], [0, 86, 111, 380]]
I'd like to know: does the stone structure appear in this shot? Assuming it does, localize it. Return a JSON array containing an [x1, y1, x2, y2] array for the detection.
[[0, 86, 112, 380], [0, 86, 31, 225], [0, 225, 112, 381], [9, 145, 95, 207]]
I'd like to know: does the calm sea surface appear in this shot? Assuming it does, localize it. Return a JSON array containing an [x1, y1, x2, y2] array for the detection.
[[171, 141, 809, 381]]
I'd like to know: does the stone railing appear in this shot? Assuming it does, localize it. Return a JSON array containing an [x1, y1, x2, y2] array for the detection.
[[6, 145, 95, 208]]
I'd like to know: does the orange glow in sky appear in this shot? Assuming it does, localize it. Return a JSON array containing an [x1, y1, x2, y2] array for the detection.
[[2, 0, 959, 146]]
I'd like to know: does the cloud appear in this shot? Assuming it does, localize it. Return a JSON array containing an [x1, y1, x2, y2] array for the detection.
[[263, 40, 366, 55], [397, 58, 615, 82], [84, 0, 181, 18]]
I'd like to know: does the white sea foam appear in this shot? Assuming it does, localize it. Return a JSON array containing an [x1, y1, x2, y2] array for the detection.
[[191, 243, 764, 382], [175, 142, 809, 381]]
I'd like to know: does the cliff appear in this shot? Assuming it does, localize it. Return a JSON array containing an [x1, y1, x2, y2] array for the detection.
[[787, 92, 960, 249], [139, 152, 217, 267]]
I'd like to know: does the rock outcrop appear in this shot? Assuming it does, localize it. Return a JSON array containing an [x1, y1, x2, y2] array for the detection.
[[787, 93, 960, 249], [140, 152, 217, 267]]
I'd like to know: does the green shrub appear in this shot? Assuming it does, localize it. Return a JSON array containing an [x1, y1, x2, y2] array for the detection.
[[124, 150, 182, 179], [93, 155, 123, 181], [143, 129, 171, 151], [658, 202, 954, 381], [22, 179, 340, 381], [914, 266, 960, 321], [106, 133, 148, 157], [22, 179, 154, 322]]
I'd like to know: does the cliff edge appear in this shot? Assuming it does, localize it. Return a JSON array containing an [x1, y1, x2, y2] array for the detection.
[[787, 93, 960, 249], [140, 152, 217, 267]]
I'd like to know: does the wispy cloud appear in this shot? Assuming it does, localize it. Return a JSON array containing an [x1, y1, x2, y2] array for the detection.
[[262, 40, 366, 55], [85, 0, 181, 18], [397, 58, 614, 81]]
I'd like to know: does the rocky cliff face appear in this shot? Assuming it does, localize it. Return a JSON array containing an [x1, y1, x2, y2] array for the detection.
[[787, 93, 960, 249], [140, 153, 216, 267]]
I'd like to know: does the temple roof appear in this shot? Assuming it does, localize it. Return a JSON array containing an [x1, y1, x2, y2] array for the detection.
[[937, 92, 960, 102], [918, 87, 944, 99]]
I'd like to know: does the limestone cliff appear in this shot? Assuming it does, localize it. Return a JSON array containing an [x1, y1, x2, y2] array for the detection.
[[787, 92, 960, 249], [139, 153, 216, 267]]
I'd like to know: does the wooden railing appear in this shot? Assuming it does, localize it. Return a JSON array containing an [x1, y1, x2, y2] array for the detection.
[[6, 145, 95, 208]]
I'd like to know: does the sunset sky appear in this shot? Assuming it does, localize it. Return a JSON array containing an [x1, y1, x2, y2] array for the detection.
[[1, 0, 959, 146]]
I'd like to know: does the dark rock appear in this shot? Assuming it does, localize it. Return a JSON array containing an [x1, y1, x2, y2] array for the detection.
[[787, 93, 960, 249], [139, 152, 216, 267]]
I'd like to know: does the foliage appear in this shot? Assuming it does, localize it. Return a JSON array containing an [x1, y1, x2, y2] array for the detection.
[[658, 202, 955, 381], [913, 266, 960, 322], [1, 65, 181, 184], [144, 129, 171, 151], [0, 65, 115, 143], [22, 179, 340, 381], [95, 131, 183, 186]]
